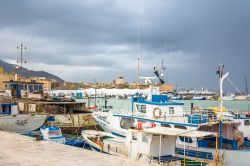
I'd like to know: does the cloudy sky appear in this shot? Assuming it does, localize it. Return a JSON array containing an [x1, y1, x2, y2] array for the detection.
[[0, 0, 250, 91]]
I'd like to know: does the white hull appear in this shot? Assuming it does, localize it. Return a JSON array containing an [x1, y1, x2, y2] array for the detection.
[[0, 114, 47, 134], [92, 112, 127, 137], [81, 130, 127, 156], [223, 150, 250, 166]]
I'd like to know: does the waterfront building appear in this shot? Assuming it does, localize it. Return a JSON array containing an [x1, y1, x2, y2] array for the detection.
[[21, 77, 60, 91], [4, 80, 43, 99], [0, 67, 15, 90]]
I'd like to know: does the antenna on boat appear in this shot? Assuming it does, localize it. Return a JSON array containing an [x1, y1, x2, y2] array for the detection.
[[153, 56, 166, 85], [246, 76, 249, 115], [245, 76, 248, 97], [137, 24, 140, 91]]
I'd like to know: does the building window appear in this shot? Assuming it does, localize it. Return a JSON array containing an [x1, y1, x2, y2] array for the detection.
[[169, 107, 174, 115]]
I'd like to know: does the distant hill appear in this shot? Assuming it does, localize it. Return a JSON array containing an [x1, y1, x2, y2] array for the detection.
[[0, 59, 64, 83]]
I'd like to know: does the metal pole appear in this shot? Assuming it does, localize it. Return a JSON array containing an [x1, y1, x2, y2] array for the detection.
[[215, 134, 219, 166], [17, 43, 26, 69], [20, 43, 23, 69], [159, 134, 162, 164], [184, 136, 186, 166], [94, 79, 97, 107]]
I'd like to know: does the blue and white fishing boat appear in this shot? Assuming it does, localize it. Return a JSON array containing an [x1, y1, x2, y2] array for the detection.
[[82, 128, 218, 165], [174, 65, 250, 166], [40, 126, 66, 144], [93, 64, 250, 165]]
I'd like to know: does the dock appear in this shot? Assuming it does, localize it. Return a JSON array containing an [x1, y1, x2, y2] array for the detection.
[[0, 131, 143, 166]]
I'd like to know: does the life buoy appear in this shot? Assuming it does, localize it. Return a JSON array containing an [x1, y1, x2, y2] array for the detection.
[[150, 122, 156, 127], [233, 131, 244, 146], [153, 107, 162, 119]]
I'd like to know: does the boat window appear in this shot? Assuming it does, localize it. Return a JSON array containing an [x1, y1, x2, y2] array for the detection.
[[137, 104, 146, 113], [169, 107, 174, 115], [161, 124, 171, 128], [179, 136, 193, 143], [1, 105, 11, 114], [132, 133, 137, 141], [174, 125, 187, 130], [140, 105, 146, 113], [136, 104, 140, 111], [120, 118, 135, 129], [141, 133, 148, 143], [244, 120, 250, 125]]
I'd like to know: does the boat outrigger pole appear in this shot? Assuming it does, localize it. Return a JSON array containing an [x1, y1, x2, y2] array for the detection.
[[217, 64, 229, 149]]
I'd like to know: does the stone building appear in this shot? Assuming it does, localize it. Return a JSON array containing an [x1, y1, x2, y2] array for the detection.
[[0, 67, 15, 90]]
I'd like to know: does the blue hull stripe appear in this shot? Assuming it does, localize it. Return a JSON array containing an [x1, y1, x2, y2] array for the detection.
[[134, 100, 184, 106], [111, 132, 126, 138]]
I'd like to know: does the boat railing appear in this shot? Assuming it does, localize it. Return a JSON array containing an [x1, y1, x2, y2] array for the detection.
[[175, 147, 218, 163]]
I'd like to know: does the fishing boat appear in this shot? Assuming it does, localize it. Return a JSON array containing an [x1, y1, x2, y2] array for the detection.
[[222, 94, 235, 101], [175, 65, 250, 166], [40, 126, 66, 144], [81, 130, 121, 153], [192, 96, 207, 100], [82, 128, 219, 165], [93, 64, 250, 165], [0, 102, 47, 134], [92, 85, 214, 138]]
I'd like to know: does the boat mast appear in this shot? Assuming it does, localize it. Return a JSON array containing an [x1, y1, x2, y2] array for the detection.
[[218, 65, 229, 119], [217, 64, 229, 149]]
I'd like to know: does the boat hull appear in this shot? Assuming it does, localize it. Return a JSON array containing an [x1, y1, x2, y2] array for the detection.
[[0, 114, 47, 134], [92, 112, 127, 137]]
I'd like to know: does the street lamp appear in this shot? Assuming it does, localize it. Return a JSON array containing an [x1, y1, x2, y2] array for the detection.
[[16, 43, 27, 70]]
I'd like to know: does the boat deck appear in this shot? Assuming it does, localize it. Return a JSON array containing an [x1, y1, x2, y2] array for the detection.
[[0, 131, 143, 166]]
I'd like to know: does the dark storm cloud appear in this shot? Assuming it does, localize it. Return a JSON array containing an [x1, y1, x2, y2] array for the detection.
[[0, 0, 250, 91]]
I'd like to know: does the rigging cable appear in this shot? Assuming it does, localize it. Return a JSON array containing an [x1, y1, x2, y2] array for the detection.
[[226, 77, 242, 94]]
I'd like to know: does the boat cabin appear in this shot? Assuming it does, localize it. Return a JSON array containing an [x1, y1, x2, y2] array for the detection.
[[0, 103, 18, 115], [133, 94, 184, 118], [125, 127, 217, 164]]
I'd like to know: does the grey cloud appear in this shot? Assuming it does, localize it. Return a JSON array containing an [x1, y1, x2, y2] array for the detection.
[[0, 0, 249, 91]]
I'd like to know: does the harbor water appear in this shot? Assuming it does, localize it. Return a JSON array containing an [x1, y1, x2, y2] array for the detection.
[[85, 98, 250, 113]]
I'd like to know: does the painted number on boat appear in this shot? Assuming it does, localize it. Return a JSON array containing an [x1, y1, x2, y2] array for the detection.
[[15, 120, 28, 126]]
